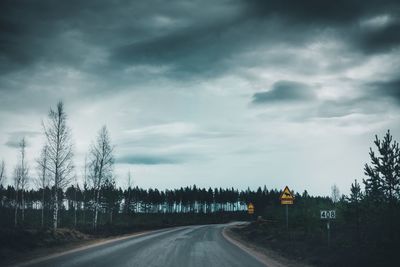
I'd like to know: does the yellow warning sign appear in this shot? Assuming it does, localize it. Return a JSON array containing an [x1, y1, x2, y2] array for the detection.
[[247, 202, 255, 214], [280, 186, 294, 205]]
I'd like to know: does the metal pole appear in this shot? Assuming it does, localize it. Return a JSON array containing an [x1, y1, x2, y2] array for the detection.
[[286, 205, 288, 230], [327, 220, 330, 248]]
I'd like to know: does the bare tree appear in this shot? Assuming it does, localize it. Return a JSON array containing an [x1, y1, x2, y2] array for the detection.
[[89, 126, 114, 230], [42, 101, 74, 230], [36, 144, 50, 228], [12, 138, 29, 226], [125, 170, 133, 213], [13, 165, 22, 226], [82, 155, 89, 225], [0, 159, 5, 186], [73, 174, 78, 228], [19, 138, 29, 223], [331, 184, 340, 203]]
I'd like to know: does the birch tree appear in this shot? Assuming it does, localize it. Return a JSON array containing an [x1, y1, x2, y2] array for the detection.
[[124, 170, 133, 213], [331, 184, 340, 204], [73, 175, 78, 228], [82, 155, 89, 225], [36, 144, 50, 227], [12, 138, 29, 226], [19, 138, 29, 223], [42, 101, 74, 230], [0, 160, 5, 186], [13, 165, 22, 226], [89, 126, 114, 230]]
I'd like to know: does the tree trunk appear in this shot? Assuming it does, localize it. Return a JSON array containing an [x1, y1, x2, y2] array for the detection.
[[14, 191, 18, 227], [21, 190, 24, 222], [82, 193, 86, 225], [94, 189, 100, 230], [74, 189, 77, 228], [41, 189, 45, 228], [74, 200, 77, 228], [53, 188, 58, 230]]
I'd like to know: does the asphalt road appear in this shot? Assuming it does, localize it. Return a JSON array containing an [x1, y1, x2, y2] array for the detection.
[[18, 224, 266, 267]]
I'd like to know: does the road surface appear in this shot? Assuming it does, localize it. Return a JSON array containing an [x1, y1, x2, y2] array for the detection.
[[17, 224, 266, 267]]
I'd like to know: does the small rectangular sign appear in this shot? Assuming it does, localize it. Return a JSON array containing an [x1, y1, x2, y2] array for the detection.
[[281, 199, 293, 205], [320, 210, 336, 219]]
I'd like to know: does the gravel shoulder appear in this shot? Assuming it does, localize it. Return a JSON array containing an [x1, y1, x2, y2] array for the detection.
[[1, 229, 152, 267], [223, 223, 313, 267]]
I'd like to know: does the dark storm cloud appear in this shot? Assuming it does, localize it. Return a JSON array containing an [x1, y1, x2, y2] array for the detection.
[[1, 0, 399, 81], [112, 20, 239, 77], [253, 77, 400, 117], [316, 79, 400, 118], [245, 0, 398, 24], [252, 81, 316, 104], [246, 0, 400, 54], [367, 79, 400, 103], [357, 19, 400, 53], [0, 0, 400, 122]]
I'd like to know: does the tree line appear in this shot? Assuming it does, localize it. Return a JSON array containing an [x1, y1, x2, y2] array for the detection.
[[0, 182, 298, 228], [1, 101, 301, 230]]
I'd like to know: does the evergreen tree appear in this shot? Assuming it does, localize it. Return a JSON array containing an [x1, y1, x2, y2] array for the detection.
[[364, 130, 400, 204]]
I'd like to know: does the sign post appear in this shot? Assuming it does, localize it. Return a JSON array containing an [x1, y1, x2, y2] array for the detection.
[[279, 186, 294, 231], [285, 205, 289, 230], [320, 210, 336, 247]]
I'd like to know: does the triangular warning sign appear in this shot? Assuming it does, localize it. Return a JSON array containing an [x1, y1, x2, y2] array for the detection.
[[280, 186, 294, 200]]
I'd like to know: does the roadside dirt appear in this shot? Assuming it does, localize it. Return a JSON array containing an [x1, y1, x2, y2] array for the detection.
[[0, 228, 151, 267], [223, 223, 313, 267]]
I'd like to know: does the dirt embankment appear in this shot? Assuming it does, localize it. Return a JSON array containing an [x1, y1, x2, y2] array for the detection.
[[225, 222, 313, 267], [0, 228, 92, 266]]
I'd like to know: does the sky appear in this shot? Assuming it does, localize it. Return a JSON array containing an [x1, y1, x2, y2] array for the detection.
[[1, 0, 400, 196]]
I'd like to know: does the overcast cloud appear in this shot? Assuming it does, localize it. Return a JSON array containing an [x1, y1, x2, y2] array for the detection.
[[1, 0, 400, 196]]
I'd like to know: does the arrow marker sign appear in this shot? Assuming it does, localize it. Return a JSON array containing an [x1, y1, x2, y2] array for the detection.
[[247, 202, 255, 214]]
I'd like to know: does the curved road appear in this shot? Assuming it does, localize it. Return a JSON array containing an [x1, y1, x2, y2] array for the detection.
[[18, 224, 266, 267]]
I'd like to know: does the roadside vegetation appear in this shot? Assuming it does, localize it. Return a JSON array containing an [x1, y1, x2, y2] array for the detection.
[[232, 130, 400, 267]]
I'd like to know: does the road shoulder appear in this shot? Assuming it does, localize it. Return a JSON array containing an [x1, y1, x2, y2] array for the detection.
[[223, 223, 312, 267], [4, 229, 156, 267]]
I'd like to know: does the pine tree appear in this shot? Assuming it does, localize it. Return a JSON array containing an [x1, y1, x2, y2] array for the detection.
[[363, 130, 400, 204], [348, 179, 363, 242]]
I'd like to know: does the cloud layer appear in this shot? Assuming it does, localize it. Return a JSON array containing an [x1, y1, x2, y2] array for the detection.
[[1, 0, 400, 195]]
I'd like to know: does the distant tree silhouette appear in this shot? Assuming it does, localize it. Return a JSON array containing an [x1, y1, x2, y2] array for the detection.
[[101, 178, 121, 224], [347, 179, 363, 242]]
